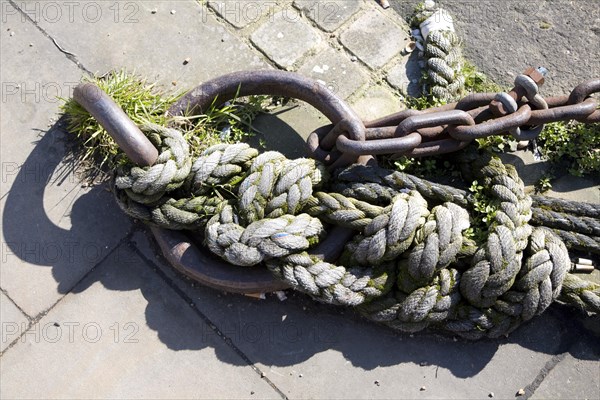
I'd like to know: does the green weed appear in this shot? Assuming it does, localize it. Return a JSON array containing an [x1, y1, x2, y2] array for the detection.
[[61, 70, 267, 175], [537, 121, 600, 177], [535, 173, 554, 194]]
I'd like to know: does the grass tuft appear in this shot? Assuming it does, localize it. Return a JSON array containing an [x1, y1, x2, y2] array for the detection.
[[61, 70, 180, 170], [61, 69, 267, 176]]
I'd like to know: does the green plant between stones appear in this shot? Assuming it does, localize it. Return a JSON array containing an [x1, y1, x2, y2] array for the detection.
[[537, 121, 600, 177], [60, 69, 268, 175]]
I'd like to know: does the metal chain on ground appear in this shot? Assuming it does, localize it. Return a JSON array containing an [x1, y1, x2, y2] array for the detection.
[[307, 76, 600, 165]]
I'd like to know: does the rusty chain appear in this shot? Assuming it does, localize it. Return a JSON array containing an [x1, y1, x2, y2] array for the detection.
[[306, 70, 600, 167], [163, 69, 598, 169]]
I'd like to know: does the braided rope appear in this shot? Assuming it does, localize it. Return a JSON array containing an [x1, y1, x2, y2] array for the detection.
[[266, 254, 396, 306], [115, 124, 192, 204], [460, 158, 534, 308], [413, 5, 465, 102], [304, 192, 388, 231], [343, 192, 430, 266], [531, 207, 600, 236], [531, 195, 600, 219], [426, 32, 464, 101], [559, 274, 600, 314], [332, 165, 600, 255], [206, 205, 323, 267], [186, 143, 258, 195], [112, 124, 599, 338], [359, 268, 462, 333]]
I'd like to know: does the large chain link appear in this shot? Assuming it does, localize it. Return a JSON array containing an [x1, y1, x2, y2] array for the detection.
[[163, 69, 598, 169], [307, 73, 600, 167]]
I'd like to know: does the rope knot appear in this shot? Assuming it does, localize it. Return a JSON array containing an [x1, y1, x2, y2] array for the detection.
[[267, 253, 396, 306], [206, 205, 324, 267], [237, 152, 324, 224], [187, 143, 258, 195], [115, 123, 192, 204], [344, 191, 430, 266], [109, 128, 599, 338]]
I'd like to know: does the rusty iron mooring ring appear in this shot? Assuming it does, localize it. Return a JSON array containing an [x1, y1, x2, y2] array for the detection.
[[168, 70, 373, 168], [167, 70, 363, 125], [73, 71, 367, 293]]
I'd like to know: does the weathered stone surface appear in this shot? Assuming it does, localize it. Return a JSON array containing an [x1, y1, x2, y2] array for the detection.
[[499, 151, 600, 203], [294, 0, 362, 32], [298, 46, 368, 99], [249, 104, 327, 158], [548, 176, 600, 204], [351, 86, 404, 121], [340, 9, 408, 70], [0, 8, 131, 318], [251, 10, 321, 69], [26, 1, 268, 88], [531, 341, 600, 400], [0, 244, 280, 399], [387, 53, 422, 98]]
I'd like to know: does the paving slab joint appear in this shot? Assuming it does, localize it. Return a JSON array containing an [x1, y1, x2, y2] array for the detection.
[[0, 230, 136, 358], [0, 289, 34, 356], [128, 242, 289, 399], [0, 288, 34, 322], [7, 0, 92, 74], [199, 0, 412, 100]]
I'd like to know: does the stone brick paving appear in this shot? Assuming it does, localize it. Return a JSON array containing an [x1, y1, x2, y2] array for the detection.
[[207, 0, 417, 113], [250, 10, 320, 69]]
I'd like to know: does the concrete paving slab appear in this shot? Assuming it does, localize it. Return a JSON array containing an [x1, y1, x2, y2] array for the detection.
[[548, 177, 600, 204], [387, 52, 422, 98], [297, 46, 368, 99], [499, 151, 600, 203], [1, 6, 82, 189], [293, 0, 362, 32], [0, 242, 281, 399], [340, 9, 407, 70], [18, 0, 268, 89], [0, 291, 30, 352], [130, 230, 599, 399], [249, 103, 329, 159], [351, 85, 404, 121], [250, 9, 321, 69], [531, 340, 600, 400], [1, 9, 132, 317]]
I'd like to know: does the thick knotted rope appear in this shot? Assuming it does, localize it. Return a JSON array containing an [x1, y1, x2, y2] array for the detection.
[[206, 205, 323, 267], [332, 165, 600, 255], [115, 124, 192, 204], [186, 143, 258, 196], [460, 158, 534, 308], [412, 2, 465, 102], [267, 254, 396, 306], [343, 191, 431, 266], [112, 123, 599, 339]]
